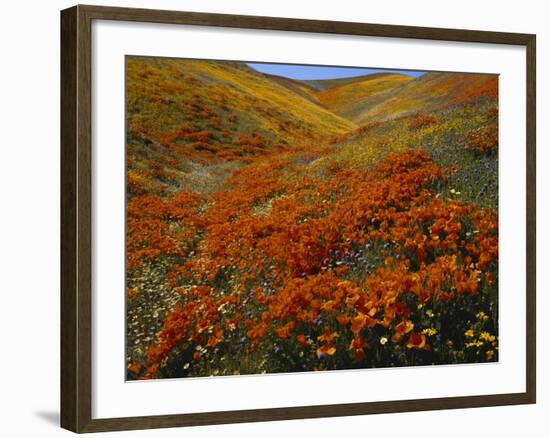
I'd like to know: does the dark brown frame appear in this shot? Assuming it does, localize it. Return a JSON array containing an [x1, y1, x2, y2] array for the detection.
[[61, 4, 536, 433]]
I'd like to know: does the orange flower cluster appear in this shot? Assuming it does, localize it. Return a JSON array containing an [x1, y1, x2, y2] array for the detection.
[[127, 190, 203, 270], [464, 123, 498, 153], [136, 148, 498, 377], [409, 114, 437, 130], [455, 76, 498, 104]]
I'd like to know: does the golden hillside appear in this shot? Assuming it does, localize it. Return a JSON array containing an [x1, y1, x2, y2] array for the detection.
[[314, 73, 414, 121], [353, 72, 498, 124], [126, 57, 359, 195], [127, 57, 355, 158]]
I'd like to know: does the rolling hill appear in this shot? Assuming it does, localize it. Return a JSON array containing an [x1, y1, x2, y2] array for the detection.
[[302, 73, 401, 91], [126, 57, 355, 152], [313, 73, 414, 121], [263, 72, 415, 122], [351, 72, 498, 124], [261, 73, 322, 105], [126, 58, 498, 199], [126, 57, 357, 194]]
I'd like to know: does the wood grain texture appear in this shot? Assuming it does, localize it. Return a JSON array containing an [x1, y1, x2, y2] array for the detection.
[[60, 4, 537, 433], [78, 4, 534, 44], [60, 5, 78, 432]]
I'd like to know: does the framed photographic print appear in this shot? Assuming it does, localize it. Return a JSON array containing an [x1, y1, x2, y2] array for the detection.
[[60, 4, 536, 433]]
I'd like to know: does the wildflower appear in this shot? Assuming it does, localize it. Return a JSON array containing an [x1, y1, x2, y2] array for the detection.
[[337, 314, 350, 326], [317, 330, 339, 344], [350, 336, 368, 361], [128, 363, 141, 374], [479, 332, 496, 343], [406, 333, 428, 350], [465, 340, 483, 348], [296, 334, 307, 347], [476, 311, 489, 321], [380, 337, 388, 345], [392, 320, 414, 342], [422, 327, 437, 336], [351, 312, 368, 335], [465, 329, 475, 338], [275, 321, 296, 340], [316, 344, 336, 358]]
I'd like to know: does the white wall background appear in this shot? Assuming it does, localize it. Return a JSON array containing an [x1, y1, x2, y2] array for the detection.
[[0, 0, 546, 436]]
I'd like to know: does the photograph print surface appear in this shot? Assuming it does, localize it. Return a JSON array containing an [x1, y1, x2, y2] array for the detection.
[[125, 57, 498, 380]]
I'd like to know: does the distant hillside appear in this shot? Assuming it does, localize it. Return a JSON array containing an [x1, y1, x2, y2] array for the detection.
[[314, 73, 414, 121], [262, 72, 415, 122], [262, 73, 321, 106], [353, 72, 498, 124], [302, 73, 395, 91]]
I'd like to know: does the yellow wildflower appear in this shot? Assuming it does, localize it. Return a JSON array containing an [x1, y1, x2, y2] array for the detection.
[[422, 328, 437, 336], [476, 311, 489, 321], [479, 332, 496, 343]]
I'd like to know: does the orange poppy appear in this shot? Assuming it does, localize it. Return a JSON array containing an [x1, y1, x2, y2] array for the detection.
[[406, 332, 428, 350], [392, 320, 414, 342]]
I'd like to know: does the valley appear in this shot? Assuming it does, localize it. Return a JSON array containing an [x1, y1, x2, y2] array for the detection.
[[125, 57, 499, 379]]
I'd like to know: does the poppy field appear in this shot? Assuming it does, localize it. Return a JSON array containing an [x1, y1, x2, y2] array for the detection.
[[126, 57, 498, 380]]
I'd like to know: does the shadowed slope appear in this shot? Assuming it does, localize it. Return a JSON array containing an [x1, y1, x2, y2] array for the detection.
[[262, 73, 322, 105]]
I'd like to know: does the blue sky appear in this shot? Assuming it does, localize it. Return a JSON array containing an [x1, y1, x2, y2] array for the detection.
[[247, 63, 425, 80]]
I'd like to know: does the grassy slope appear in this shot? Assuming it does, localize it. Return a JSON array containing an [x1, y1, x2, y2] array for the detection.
[[353, 72, 498, 124], [314, 73, 414, 121], [126, 57, 356, 194], [314, 91, 498, 210], [127, 58, 355, 147], [302, 73, 398, 90], [262, 73, 322, 105], [264, 72, 414, 123]]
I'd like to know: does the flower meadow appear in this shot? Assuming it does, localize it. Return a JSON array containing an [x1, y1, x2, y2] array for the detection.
[[126, 58, 499, 379]]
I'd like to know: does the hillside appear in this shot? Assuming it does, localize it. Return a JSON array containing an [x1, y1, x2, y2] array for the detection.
[[314, 73, 414, 121], [263, 72, 414, 122], [261, 73, 322, 105], [352, 72, 498, 124], [126, 57, 356, 195], [302, 73, 395, 90]]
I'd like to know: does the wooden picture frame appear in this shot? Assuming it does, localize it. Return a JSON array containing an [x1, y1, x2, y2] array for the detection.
[[61, 4, 536, 433]]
